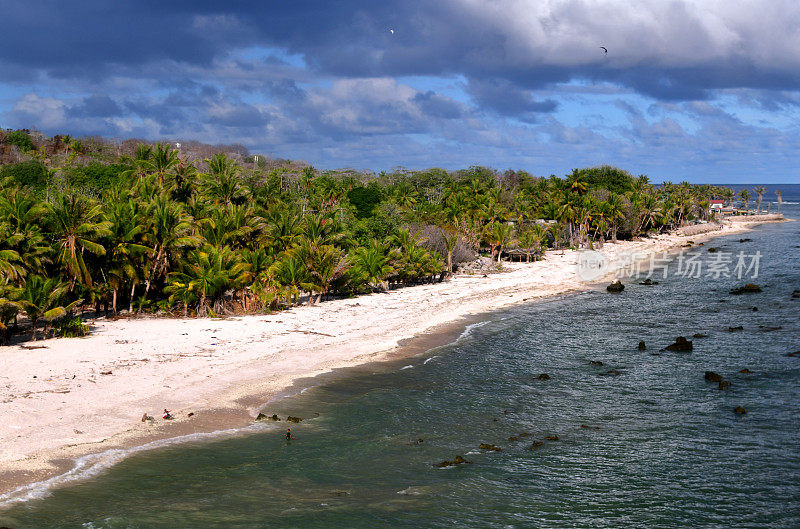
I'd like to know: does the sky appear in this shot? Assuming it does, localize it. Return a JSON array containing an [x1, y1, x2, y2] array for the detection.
[[2, 0, 800, 184]]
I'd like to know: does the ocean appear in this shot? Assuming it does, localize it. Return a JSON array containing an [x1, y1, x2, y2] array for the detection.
[[1, 196, 798, 529]]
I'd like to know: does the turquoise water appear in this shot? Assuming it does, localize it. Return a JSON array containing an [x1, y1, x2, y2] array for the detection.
[[2, 209, 799, 528]]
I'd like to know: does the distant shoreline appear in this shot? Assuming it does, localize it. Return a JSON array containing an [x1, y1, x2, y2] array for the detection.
[[0, 216, 788, 506]]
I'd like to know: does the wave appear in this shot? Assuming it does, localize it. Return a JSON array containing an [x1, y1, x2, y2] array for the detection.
[[423, 355, 439, 365], [457, 320, 491, 341], [0, 423, 269, 510], [400, 365, 414, 370]]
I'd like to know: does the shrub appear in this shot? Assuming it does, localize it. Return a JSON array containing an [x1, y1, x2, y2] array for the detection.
[[4, 130, 35, 151], [54, 316, 90, 338], [0, 160, 49, 189]]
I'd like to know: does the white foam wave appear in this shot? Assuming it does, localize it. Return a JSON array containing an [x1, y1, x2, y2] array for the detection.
[[458, 320, 491, 341], [423, 355, 439, 365], [0, 423, 267, 509], [400, 365, 414, 370]]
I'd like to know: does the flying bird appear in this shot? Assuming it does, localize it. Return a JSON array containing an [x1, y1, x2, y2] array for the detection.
[[600, 46, 608, 54], [390, 28, 395, 35]]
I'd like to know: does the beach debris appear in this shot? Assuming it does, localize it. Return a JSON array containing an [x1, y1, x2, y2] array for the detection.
[[537, 373, 551, 381], [739, 368, 754, 374], [479, 443, 502, 452], [544, 435, 560, 441], [729, 284, 762, 295], [717, 380, 731, 390], [141, 413, 154, 422], [693, 333, 708, 338], [100, 370, 112, 375], [187, 412, 194, 417], [664, 337, 693, 351], [734, 406, 748, 415], [728, 326, 744, 332], [638, 341, 647, 350], [435, 455, 472, 467], [410, 438, 424, 445], [530, 441, 544, 450], [606, 280, 624, 293], [639, 278, 659, 285], [704, 371, 723, 383], [590, 360, 604, 366], [286, 416, 303, 423]]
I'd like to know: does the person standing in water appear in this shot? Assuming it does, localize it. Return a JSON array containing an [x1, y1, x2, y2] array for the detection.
[[285, 428, 295, 441]]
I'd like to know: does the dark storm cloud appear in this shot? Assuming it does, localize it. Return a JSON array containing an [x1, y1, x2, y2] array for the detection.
[[67, 95, 122, 118], [467, 78, 558, 116], [5, 1, 800, 101]]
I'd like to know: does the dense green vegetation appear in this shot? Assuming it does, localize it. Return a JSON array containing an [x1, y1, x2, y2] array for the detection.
[[0, 129, 734, 343]]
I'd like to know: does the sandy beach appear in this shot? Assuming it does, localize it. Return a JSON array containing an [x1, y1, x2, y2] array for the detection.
[[0, 216, 785, 498]]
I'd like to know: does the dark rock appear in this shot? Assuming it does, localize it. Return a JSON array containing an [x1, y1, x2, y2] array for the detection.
[[637, 341, 647, 350], [785, 350, 800, 358], [256, 413, 281, 421], [544, 435, 560, 441], [100, 370, 112, 375], [479, 443, 503, 452], [537, 373, 551, 381], [734, 406, 748, 415], [639, 278, 659, 285], [693, 333, 708, 338], [717, 380, 731, 390], [518, 432, 532, 438], [728, 326, 744, 332], [606, 280, 625, 293], [599, 369, 622, 377], [286, 416, 303, 423], [580, 425, 600, 430], [508, 436, 519, 442], [739, 238, 752, 243], [792, 290, 800, 299], [752, 307, 758, 311], [664, 337, 693, 351], [411, 438, 424, 445], [530, 441, 544, 450], [187, 412, 194, 417], [739, 368, 754, 374], [330, 490, 350, 496], [729, 284, 762, 295], [436, 455, 472, 467], [493, 418, 499, 422], [590, 360, 604, 366], [759, 326, 782, 332], [704, 371, 723, 383], [708, 247, 718, 253], [255, 413, 267, 421]]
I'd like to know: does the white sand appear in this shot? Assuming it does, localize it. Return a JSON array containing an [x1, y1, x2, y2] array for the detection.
[[0, 218, 782, 493]]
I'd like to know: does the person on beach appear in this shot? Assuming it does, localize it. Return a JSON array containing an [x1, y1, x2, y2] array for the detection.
[[285, 428, 295, 441], [163, 409, 172, 420]]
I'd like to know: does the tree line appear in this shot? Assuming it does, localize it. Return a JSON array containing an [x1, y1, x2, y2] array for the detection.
[[0, 129, 734, 343]]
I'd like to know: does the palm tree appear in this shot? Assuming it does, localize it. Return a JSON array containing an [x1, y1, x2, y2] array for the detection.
[[201, 153, 247, 205], [486, 222, 514, 262], [18, 275, 72, 340], [352, 243, 393, 291], [605, 194, 626, 243], [740, 189, 751, 211], [148, 143, 179, 186], [752, 186, 767, 214], [45, 194, 111, 289], [104, 199, 151, 314], [516, 228, 541, 262], [0, 285, 20, 345]]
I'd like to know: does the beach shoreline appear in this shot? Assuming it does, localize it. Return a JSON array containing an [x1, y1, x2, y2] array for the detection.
[[0, 216, 788, 503]]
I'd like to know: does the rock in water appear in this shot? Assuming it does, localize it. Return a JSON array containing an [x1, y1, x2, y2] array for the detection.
[[704, 371, 723, 383], [728, 326, 744, 332], [739, 368, 754, 374], [436, 455, 472, 467], [530, 441, 544, 450], [606, 280, 624, 293], [544, 435, 560, 441], [286, 416, 302, 423], [638, 341, 647, 350], [537, 373, 551, 380], [479, 443, 503, 452], [734, 406, 748, 415], [693, 333, 708, 338], [590, 360, 604, 366], [717, 380, 731, 390], [664, 337, 693, 351], [729, 284, 762, 295], [639, 278, 659, 285]]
